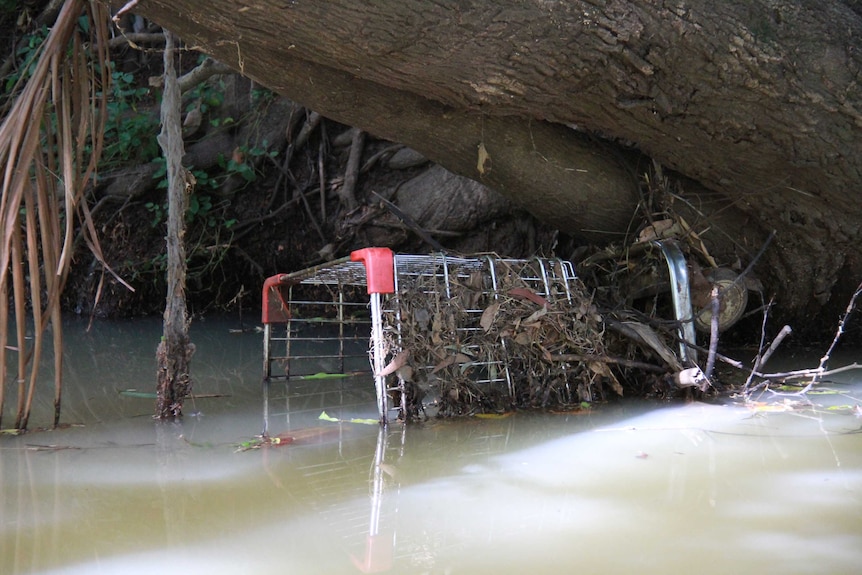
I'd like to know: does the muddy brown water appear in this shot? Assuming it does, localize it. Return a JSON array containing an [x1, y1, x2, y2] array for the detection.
[[2, 317, 862, 574]]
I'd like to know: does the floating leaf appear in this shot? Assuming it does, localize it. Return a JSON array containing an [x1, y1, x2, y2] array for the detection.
[[318, 411, 378, 425], [118, 389, 157, 399], [346, 417, 379, 425], [295, 372, 354, 380], [474, 412, 513, 419]]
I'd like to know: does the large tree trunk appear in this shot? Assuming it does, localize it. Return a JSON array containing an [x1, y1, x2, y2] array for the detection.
[[129, 0, 862, 330]]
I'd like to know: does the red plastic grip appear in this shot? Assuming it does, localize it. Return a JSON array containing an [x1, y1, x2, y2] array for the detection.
[[351, 247, 395, 294], [261, 274, 291, 323]]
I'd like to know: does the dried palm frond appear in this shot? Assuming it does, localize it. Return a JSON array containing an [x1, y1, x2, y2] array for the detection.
[[0, 0, 115, 430]]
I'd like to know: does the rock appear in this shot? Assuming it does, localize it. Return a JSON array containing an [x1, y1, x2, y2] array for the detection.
[[395, 165, 511, 231], [387, 147, 428, 170]]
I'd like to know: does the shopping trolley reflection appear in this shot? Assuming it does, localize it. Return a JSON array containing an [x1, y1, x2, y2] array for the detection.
[[348, 425, 402, 573]]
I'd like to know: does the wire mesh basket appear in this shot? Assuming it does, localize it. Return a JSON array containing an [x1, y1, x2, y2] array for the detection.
[[262, 248, 584, 425]]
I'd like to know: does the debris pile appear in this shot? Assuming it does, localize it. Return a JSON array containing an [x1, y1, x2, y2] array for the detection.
[[382, 259, 627, 417]]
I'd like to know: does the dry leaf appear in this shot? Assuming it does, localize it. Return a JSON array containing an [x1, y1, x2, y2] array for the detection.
[[620, 321, 682, 370], [513, 332, 532, 345], [588, 361, 611, 377], [431, 313, 443, 345], [589, 361, 624, 396], [432, 355, 457, 374], [396, 365, 414, 382], [508, 287, 549, 307], [480, 302, 501, 332], [523, 306, 548, 325], [477, 142, 491, 175], [636, 218, 678, 243], [377, 349, 410, 377]]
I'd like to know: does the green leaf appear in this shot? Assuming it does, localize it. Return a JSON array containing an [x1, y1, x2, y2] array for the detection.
[[118, 389, 157, 399], [298, 372, 352, 380]]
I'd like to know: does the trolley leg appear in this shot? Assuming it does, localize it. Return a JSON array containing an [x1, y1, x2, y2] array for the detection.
[[652, 240, 698, 366], [262, 323, 272, 436], [369, 293, 389, 424]]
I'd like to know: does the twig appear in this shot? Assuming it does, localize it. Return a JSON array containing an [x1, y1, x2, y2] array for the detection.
[[759, 324, 793, 368], [797, 280, 862, 393], [298, 184, 327, 243], [743, 296, 774, 391], [318, 124, 327, 222], [291, 112, 321, 160], [743, 322, 793, 394], [112, 0, 140, 25], [817, 280, 862, 373], [758, 362, 862, 382], [270, 110, 320, 212], [370, 191, 445, 252], [704, 286, 719, 387], [339, 128, 364, 210], [730, 229, 775, 291], [367, 221, 463, 238], [552, 354, 667, 373], [230, 245, 264, 276]]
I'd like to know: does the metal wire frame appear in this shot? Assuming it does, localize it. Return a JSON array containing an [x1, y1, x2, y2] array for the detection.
[[262, 251, 580, 427]]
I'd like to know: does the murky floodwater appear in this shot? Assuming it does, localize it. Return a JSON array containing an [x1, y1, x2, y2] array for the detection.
[[2, 317, 862, 574]]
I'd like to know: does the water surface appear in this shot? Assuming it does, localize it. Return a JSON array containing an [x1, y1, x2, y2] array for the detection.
[[2, 318, 861, 574]]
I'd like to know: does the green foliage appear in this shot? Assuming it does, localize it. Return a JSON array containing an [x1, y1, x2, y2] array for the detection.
[[144, 200, 164, 228], [149, 160, 239, 230], [218, 143, 278, 183], [100, 66, 159, 166], [3, 26, 157, 170], [3, 26, 49, 95], [185, 78, 224, 115], [251, 86, 276, 104]]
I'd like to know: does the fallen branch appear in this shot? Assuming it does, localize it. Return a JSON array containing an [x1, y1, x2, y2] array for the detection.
[[551, 354, 667, 373], [178, 58, 234, 93], [107, 32, 166, 49]]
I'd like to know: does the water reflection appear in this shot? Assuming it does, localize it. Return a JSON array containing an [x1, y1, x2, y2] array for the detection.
[[2, 318, 862, 574]]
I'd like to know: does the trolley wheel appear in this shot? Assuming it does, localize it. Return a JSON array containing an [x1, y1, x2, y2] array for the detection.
[[693, 267, 748, 333]]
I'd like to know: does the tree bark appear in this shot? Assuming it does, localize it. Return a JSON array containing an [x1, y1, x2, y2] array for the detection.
[[129, 0, 862, 327], [155, 29, 193, 418]]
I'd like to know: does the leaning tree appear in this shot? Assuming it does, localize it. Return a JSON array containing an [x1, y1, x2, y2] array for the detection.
[[120, 0, 861, 332]]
